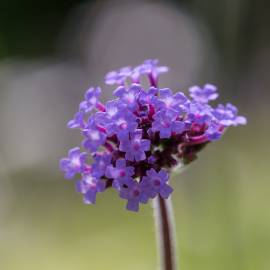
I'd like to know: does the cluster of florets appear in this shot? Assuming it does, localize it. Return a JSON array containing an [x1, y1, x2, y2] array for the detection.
[[60, 59, 246, 211]]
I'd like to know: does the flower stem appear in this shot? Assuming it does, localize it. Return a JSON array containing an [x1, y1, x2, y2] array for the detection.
[[153, 195, 178, 270]]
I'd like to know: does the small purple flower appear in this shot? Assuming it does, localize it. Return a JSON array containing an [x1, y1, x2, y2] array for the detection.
[[105, 100, 125, 119], [105, 159, 135, 188], [213, 103, 247, 126], [114, 84, 141, 110], [154, 88, 188, 113], [132, 59, 169, 86], [139, 59, 169, 75], [138, 87, 158, 105], [79, 87, 102, 113], [119, 180, 148, 211], [152, 109, 186, 138], [92, 152, 112, 178], [105, 66, 132, 85], [67, 110, 85, 129], [60, 147, 87, 179], [189, 84, 218, 104], [82, 120, 107, 152], [141, 169, 173, 199], [205, 121, 223, 141], [119, 129, 150, 161], [94, 100, 126, 129], [186, 101, 213, 125], [76, 174, 105, 204], [107, 109, 138, 140]]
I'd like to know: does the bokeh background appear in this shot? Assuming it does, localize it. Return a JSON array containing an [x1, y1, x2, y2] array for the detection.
[[0, 0, 269, 269]]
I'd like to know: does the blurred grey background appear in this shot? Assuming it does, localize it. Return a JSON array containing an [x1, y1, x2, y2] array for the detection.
[[0, 0, 269, 269]]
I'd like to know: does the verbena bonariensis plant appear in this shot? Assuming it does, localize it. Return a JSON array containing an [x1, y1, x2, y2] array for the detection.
[[60, 59, 246, 270]]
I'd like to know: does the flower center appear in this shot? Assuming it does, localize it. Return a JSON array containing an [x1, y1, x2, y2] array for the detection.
[[119, 170, 126, 177], [132, 142, 140, 151], [162, 121, 170, 128], [71, 156, 80, 167], [90, 182, 97, 189], [153, 179, 161, 186], [119, 120, 127, 129], [90, 130, 100, 140], [133, 189, 140, 197], [89, 96, 97, 105], [125, 93, 135, 103], [164, 97, 173, 106]]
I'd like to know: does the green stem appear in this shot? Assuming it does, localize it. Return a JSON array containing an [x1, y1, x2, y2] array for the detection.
[[153, 195, 178, 270]]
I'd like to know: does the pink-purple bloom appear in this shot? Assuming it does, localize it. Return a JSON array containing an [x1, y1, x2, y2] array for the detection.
[[105, 158, 135, 189], [76, 174, 105, 204], [92, 152, 112, 178], [105, 66, 132, 85], [152, 109, 186, 138], [119, 180, 148, 212], [141, 169, 173, 199], [82, 120, 107, 152], [60, 147, 87, 179], [119, 129, 150, 161], [67, 111, 85, 129], [79, 87, 102, 113], [189, 84, 218, 104], [60, 59, 246, 212]]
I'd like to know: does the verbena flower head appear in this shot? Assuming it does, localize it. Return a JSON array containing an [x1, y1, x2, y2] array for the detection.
[[60, 59, 246, 212]]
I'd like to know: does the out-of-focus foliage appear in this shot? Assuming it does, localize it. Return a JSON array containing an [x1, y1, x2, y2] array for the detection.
[[0, 0, 87, 57]]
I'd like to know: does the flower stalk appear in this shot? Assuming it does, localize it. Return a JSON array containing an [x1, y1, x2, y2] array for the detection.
[[154, 195, 177, 270]]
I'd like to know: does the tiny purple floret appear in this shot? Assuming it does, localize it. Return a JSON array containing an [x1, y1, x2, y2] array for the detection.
[[119, 129, 150, 161], [189, 84, 218, 104], [60, 147, 87, 179]]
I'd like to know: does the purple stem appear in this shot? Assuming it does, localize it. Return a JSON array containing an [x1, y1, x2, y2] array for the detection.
[[148, 73, 158, 87], [153, 195, 177, 270]]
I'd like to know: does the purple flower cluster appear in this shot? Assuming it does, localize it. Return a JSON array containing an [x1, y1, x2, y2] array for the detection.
[[60, 59, 246, 211]]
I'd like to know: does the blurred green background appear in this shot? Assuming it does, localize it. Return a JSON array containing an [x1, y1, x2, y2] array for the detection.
[[0, 0, 269, 269]]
